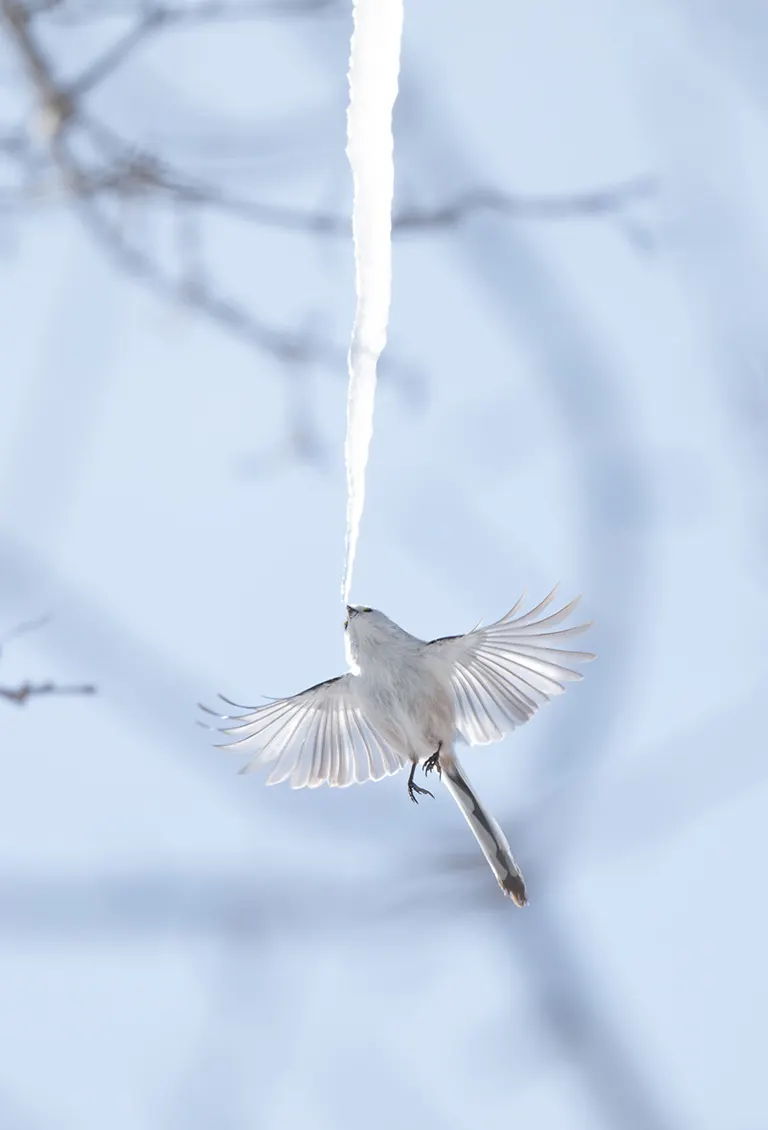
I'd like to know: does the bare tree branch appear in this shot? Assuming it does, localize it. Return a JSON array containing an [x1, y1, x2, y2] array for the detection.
[[67, 2, 344, 97], [1, 119, 656, 238], [0, 614, 95, 705], [392, 177, 656, 230], [0, 1, 346, 370], [0, 0, 657, 270], [0, 613, 51, 650], [0, 0, 73, 136], [0, 0, 654, 465], [54, 0, 341, 25], [76, 193, 338, 363], [1, 0, 656, 234], [0, 679, 96, 704], [68, 10, 166, 96], [96, 157, 656, 236]]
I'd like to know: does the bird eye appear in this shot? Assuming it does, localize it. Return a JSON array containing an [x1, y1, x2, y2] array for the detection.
[[362, 607, 371, 613]]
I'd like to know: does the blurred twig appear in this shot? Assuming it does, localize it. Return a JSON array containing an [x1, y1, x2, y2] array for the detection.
[[67, 1, 344, 97], [0, 0, 655, 288], [0, 614, 95, 705], [0, 0, 654, 462], [0, 679, 96, 704], [51, 0, 341, 24], [392, 178, 656, 231], [0, 612, 51, 649], [0, 1, 332, 357]]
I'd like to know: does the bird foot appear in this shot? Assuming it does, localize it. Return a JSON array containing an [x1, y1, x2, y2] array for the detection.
[[407, 761, 434, 803], [408, 781, 434, 804], [423, 742, 442, 779]]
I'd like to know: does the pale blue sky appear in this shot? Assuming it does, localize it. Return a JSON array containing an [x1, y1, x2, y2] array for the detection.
[[1, 2, 766, 1128]]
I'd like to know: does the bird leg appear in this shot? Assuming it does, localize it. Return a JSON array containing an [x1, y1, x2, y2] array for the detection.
[[407, 760, 434, 803], [423, 741, 443, 779]]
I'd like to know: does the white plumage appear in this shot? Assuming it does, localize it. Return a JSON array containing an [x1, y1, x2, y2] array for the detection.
[[202, 587, 594, 905]]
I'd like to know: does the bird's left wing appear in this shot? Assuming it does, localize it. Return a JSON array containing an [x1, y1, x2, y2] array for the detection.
[[200, 674, 407, 788], [424, 587, 595, 746]]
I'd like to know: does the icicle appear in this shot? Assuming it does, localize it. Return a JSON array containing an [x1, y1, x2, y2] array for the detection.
[[341, 0, 404, 606]]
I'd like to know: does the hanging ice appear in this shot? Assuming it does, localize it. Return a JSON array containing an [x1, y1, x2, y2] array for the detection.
[[341, 0, 404, 605]]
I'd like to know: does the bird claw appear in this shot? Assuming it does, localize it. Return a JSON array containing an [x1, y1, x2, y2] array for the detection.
[[407, 759, 434, 803], [423, 743, 442, 779]]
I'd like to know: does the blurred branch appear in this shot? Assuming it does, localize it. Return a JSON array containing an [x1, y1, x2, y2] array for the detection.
[[0, 129, 656, 238], [0, 0, 653, 471], [0, 869, 381, 938], [53, 0, 341, 24], [0, 0, 342, 368], [0, 0, 74, 133], [68, 11, 164, 96], [0, 0, 418, 467], [0, 679, 96, 704], [392, 177, 656, 231], [0, 612, 51, 649], [0, 613, 96, 705], [0, 0, 656, 235], [76, 191, 337, 364], [87, 161, 655, 236], [69, 1, 343, 96], [512, 905, 680, 1130]]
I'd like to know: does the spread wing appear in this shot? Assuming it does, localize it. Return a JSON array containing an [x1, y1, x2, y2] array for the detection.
[[200, 674, 407, 788], [425, 587, 595, 746]]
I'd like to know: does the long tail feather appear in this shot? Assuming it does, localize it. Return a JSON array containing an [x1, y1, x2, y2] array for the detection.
[[441, 756, 528, 907]]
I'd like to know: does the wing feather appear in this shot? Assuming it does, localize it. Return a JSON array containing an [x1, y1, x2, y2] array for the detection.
[[307, 696, 329, 788], [349, 705, 375, 784], [326, 699, 342, 788], [426, 590, 595, 746], [204, 673, 406, 788]]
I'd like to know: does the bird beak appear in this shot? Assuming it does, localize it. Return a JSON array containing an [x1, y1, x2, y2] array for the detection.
[[346, 605, 356, 618]]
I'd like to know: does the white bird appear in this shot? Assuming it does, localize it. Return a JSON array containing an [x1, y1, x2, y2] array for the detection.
[[202, 587, 594, 905]]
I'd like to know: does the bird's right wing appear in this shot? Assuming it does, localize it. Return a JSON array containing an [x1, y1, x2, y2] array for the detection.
[[425, 587, 594, 746], [200, 674, 407, 788]]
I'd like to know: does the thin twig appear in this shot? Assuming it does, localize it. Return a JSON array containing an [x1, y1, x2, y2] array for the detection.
[[71, 3, 338, 96], [0, 7, 345, 369], [69, 10, 166, 96], [74, 117, 659, 236], [112, 169, 657, 237], [0, 613, 51, 651], [51, 0, 341, 25], [392, 178, 656, 230], [0, 614, 95, 705], [0, 681, 97, 705], [70, 118, 659, 235], [0, 0, 653, 447], [0, 0, 73, 134], [76, 194, 339, 364]]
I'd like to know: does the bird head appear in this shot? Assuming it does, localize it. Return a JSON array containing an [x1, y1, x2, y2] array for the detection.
[[344, 605, 409, 669]]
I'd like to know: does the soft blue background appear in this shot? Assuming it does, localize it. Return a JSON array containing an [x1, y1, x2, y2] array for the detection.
[[1, 2, 766, 1127]]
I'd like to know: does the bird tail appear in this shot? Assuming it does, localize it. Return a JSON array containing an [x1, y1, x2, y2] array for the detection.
[[441, 755, 528, 907]]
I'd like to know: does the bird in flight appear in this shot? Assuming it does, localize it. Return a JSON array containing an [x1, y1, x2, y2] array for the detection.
[[201, 587, 594, 906]]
